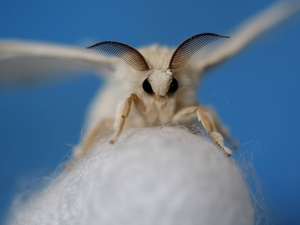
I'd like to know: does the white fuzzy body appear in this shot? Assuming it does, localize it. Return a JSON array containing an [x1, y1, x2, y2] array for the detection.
[[86, 45, 199, 135]]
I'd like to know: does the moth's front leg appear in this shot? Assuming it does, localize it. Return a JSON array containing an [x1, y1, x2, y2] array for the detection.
[[199, 106, 238, 150], [109, 93, 145, 143], [172, 106, 232, 156]]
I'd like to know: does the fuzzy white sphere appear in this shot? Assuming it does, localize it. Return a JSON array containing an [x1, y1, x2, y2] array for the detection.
[[7, 127, 253, 225]]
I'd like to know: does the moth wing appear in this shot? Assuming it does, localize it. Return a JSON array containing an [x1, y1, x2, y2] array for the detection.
[[0, 40, 115, 84], [192, 1, 300, 74]]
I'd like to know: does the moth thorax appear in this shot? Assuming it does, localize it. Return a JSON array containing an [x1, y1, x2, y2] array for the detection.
[[148, 70, 172, 97]]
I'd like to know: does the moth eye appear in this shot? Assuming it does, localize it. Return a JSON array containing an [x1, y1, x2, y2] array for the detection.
[[168, 78, 178, 94], [142, 79, 154, 94]]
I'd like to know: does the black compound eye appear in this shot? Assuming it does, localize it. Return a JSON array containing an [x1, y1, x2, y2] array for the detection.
[[142, 79, 154, 94], [168, 78, 178, 94]]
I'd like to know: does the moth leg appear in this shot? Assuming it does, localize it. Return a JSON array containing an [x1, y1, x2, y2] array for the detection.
[[172, 106, 198, 122], [197, 107, 232, 156], [172, 106, 232, 156], [199, 106, 238, 149], [109, 94, 143, 144]]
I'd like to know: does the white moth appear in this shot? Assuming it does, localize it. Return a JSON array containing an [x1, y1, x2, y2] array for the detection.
[[79, 33, 235, 160], [0, 1, 299, 168]]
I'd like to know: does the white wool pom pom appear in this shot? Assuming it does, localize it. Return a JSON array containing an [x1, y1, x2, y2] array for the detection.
[[7, 127, 253, 225]]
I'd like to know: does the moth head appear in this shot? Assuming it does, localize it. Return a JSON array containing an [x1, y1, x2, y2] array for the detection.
[[143, 69, 178, 97], [87, 33, 229, 97]]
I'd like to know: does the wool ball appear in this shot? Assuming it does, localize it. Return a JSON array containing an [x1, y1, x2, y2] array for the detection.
[[7, 127, 253, 225]]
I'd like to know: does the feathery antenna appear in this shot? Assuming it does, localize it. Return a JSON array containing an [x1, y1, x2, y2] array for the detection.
[[87, 41, 150, 71], [168, 33, 229, 70]]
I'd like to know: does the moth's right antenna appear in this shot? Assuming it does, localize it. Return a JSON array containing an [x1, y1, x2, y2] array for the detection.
[[87, 41, 150, 71], [168, 33, 229, 70]]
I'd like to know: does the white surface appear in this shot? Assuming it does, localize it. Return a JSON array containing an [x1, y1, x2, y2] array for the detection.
[[6, 127, 253, 225]]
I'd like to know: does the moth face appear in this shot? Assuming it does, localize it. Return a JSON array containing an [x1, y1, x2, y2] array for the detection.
[[142, 69, 178, 98]]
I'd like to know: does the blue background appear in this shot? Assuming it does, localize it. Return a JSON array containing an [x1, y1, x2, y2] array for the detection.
[[0, 0, 299, 224]]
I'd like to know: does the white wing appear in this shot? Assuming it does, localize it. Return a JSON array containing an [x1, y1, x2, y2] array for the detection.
[[0, 40, 115, 84], [194, 0, 300, 73]]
